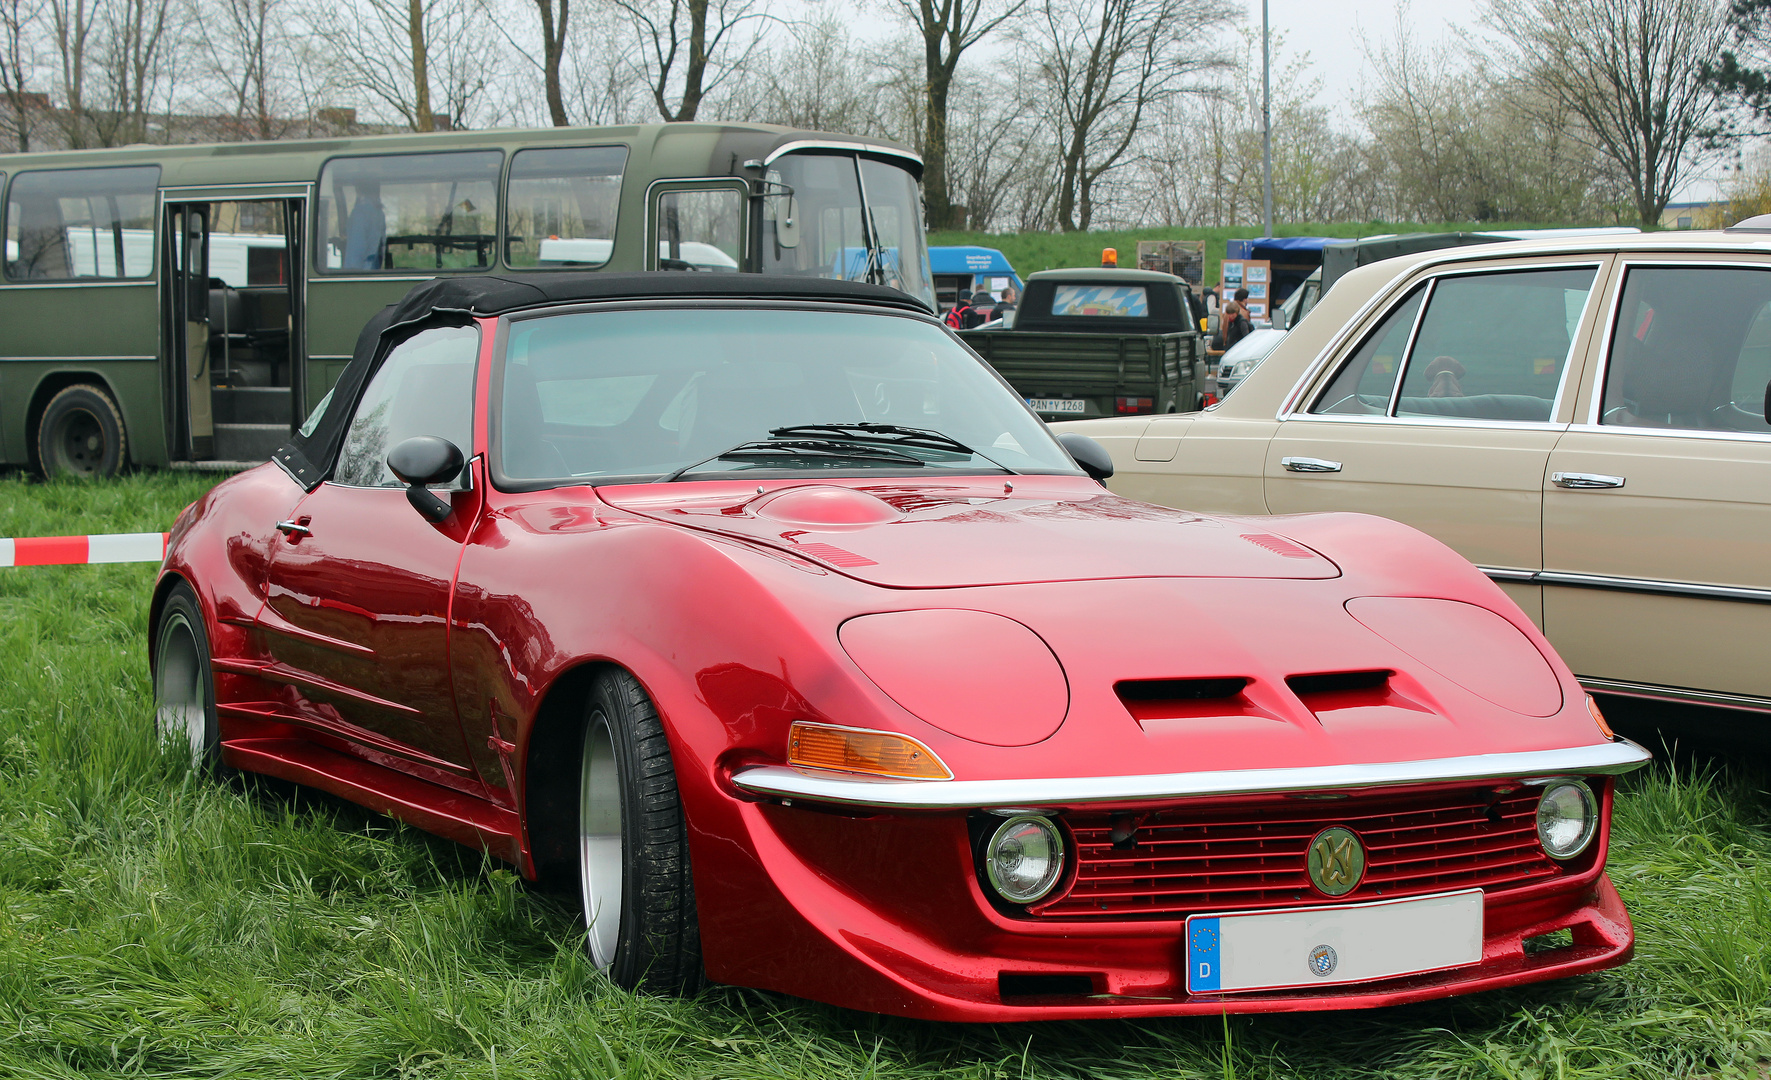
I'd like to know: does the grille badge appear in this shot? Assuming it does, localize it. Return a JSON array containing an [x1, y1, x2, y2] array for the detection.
[[1307, 827, 1365, 896]]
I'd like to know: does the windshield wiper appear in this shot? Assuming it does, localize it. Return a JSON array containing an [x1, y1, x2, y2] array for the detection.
[[658, 438, 925, 483], [769, 423, 1015, 473]]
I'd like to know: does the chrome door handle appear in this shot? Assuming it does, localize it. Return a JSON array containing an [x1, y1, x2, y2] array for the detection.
[[274, 519, 311, 537], [1282, 456, 1342, 473], [1551, 472, 1625, 490]]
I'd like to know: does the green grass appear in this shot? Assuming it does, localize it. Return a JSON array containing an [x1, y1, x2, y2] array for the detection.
[[929, 222, 1590, 289], [1, 472, 1769, 1078]]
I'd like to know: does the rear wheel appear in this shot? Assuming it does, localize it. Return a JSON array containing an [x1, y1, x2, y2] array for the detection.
[[578, 669, 702, 991], [152, 582, 219, 770], [37, 383, 126, 479]]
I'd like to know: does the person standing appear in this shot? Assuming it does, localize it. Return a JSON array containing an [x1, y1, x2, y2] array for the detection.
[[343, 180, 387, 271]]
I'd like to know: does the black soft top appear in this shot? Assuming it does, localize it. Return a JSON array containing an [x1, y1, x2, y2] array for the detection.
[[273, 273, 934, 489]]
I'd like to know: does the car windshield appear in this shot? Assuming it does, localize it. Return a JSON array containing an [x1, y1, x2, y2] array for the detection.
[[496, 305, 1082, 484]]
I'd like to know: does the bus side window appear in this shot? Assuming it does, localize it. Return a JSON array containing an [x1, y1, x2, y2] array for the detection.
[[316, 152, 502, 274], [4, 166, 159, 282], [506, 145, 627, 269]]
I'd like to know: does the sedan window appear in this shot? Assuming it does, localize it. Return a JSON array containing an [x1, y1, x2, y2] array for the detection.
[[1310, 285, 1424, 414], [1601, 266, 1771, 432], [1312, 267, 1594, 422], [1394, 267, 1593, 422], [496, 307, 1083, 483]]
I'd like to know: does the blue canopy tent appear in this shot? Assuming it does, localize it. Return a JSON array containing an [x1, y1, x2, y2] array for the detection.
[[1224, 237, 1338, 305], [929, 246, 1022, 310]]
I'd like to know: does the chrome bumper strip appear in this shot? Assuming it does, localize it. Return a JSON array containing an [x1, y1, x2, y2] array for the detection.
[[1478, 565, 1771, 604], [731, 740, 1653, 810]]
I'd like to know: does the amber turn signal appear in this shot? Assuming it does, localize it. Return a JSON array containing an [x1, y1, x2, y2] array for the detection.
[[788, 721, 952, 780], [1586, 695, 1614, 739]]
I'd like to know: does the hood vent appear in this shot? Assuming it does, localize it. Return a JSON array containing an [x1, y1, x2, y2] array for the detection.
[[1242, 533, 1316, 559], [1115, 677, 1251, 722]]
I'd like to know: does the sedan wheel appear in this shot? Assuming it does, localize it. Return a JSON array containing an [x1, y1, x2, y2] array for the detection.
[[576, 669, 703, 991], [153, 583, 218, 769]]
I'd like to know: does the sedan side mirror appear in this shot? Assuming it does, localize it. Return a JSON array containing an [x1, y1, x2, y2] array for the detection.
[[387, 435, 466, 522], [1270, 308, 1288, 331], [1056, 432, 1114, 483]]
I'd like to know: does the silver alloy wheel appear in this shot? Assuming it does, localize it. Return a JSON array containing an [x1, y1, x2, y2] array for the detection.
[[579, 713, 624, 969], [154, 609, 207, 765]]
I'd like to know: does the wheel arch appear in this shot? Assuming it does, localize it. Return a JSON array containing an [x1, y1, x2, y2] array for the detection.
[[27, 371, 132, 472], [522, 659, 624, 887]]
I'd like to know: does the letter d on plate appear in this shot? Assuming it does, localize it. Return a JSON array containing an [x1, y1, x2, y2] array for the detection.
[[1188, 918, 1221, 992]]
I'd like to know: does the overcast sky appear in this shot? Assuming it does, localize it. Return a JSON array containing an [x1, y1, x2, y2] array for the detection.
[[1251, 0, 1487, 121]]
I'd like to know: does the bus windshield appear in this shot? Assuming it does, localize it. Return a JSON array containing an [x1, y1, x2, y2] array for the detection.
[[759, 152, 932, 309]]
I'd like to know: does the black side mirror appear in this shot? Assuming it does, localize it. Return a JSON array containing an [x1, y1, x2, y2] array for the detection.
[[1056, 432, 1114, 483], [387, 435, 466, 522]]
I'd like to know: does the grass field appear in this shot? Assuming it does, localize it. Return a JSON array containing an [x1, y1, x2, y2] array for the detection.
[[927, 222, 1591, 289], [1, 471, 1768, 1079]]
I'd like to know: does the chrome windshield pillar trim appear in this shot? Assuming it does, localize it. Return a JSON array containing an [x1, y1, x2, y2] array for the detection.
[[731, 741, 1652, 810], [1579, 677, 1771, 713]]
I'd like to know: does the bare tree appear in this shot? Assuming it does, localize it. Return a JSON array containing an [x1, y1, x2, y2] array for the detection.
[[187, 0, 297, 138], [612, 0, 770, 121], [531, 0, 567, 125], [1027, 0, 1234, 231], [0, 0, 43, 149], [302, 0, 492, 130], [1485, 0, 1730, 226], [889, 0, 1027, 229]]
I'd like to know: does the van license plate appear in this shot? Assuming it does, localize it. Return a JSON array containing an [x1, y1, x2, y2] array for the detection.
[[1029, 398, 1086, 414], [1185, 889, 1483, 994]]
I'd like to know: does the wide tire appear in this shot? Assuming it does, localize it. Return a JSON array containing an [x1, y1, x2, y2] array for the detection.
[[578, 669, 703, 992], [37, 383, 127, 479], [152, 582, 220, 771]]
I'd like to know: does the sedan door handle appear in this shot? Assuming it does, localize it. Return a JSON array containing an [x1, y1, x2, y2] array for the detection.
[[275, 519, 312, 537], [1551, 472, 1625, 490], [1281, 456, 1342, 473]]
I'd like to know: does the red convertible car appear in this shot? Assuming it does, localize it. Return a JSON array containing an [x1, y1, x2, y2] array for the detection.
[[150, 274, 1650, 1020]]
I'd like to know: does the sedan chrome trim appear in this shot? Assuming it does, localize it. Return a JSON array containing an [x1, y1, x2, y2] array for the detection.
[[1580, 677, 1771, 713], [1551, 471, 1625, 489], [1281, 456, 1341, 473], [1537, 570, 1771, 603], [1478, 566, 1538, 583], [732, 741, 1652, 810], [1482, 565, 1771, 602]]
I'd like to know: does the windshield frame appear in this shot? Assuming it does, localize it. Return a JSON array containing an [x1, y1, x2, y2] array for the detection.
[[486, 298, 1082, 492]]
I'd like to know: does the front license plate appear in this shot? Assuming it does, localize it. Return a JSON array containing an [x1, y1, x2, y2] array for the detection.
[[1029, 398, 1087, 414], [1185, 889, 1483, 994]]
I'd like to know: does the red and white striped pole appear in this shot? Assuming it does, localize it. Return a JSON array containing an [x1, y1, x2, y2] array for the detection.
[[0, 532, 169, 568]]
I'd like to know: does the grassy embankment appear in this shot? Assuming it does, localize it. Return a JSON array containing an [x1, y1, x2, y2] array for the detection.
[[0, 471, 1768, 1078], [928, 222, 1588, 290]]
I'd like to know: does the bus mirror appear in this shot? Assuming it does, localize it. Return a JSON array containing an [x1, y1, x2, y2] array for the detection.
[[776, 197, 801, 249]]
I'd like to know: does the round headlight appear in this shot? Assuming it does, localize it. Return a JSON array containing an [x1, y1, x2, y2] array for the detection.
[[1536, 779, 1597, 860], [985, 815, 1066, 903]]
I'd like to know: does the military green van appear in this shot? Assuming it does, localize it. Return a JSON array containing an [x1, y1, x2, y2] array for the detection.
[[0, 124, 929, 477]]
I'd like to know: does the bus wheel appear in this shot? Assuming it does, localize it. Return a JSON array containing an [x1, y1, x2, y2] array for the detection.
[[37, 383, 127, 479]]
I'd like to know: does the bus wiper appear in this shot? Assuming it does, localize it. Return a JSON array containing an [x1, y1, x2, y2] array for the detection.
[[658, 438, 925, 483], [769, 423, 1016, 472]]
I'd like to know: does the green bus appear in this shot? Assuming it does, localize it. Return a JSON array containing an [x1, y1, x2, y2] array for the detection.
[[0, 123, 930, 477]]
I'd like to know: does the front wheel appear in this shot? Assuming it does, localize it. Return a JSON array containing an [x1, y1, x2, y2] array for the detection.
[[578, 669, 702, 992], [152, 582, 220, 770], [37, 383, 127, 479]]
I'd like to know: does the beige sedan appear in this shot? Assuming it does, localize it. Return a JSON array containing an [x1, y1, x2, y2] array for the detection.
[[1058, 231, 1771, 714]]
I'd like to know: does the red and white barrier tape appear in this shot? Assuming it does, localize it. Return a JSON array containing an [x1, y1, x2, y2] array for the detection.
[[0, 532, 169, 568]]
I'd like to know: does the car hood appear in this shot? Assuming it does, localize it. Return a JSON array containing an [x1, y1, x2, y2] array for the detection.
[[595, 476, 1339, 588]]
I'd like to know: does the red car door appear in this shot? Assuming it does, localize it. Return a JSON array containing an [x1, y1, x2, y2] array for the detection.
[[256, 324, 484, 779]]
